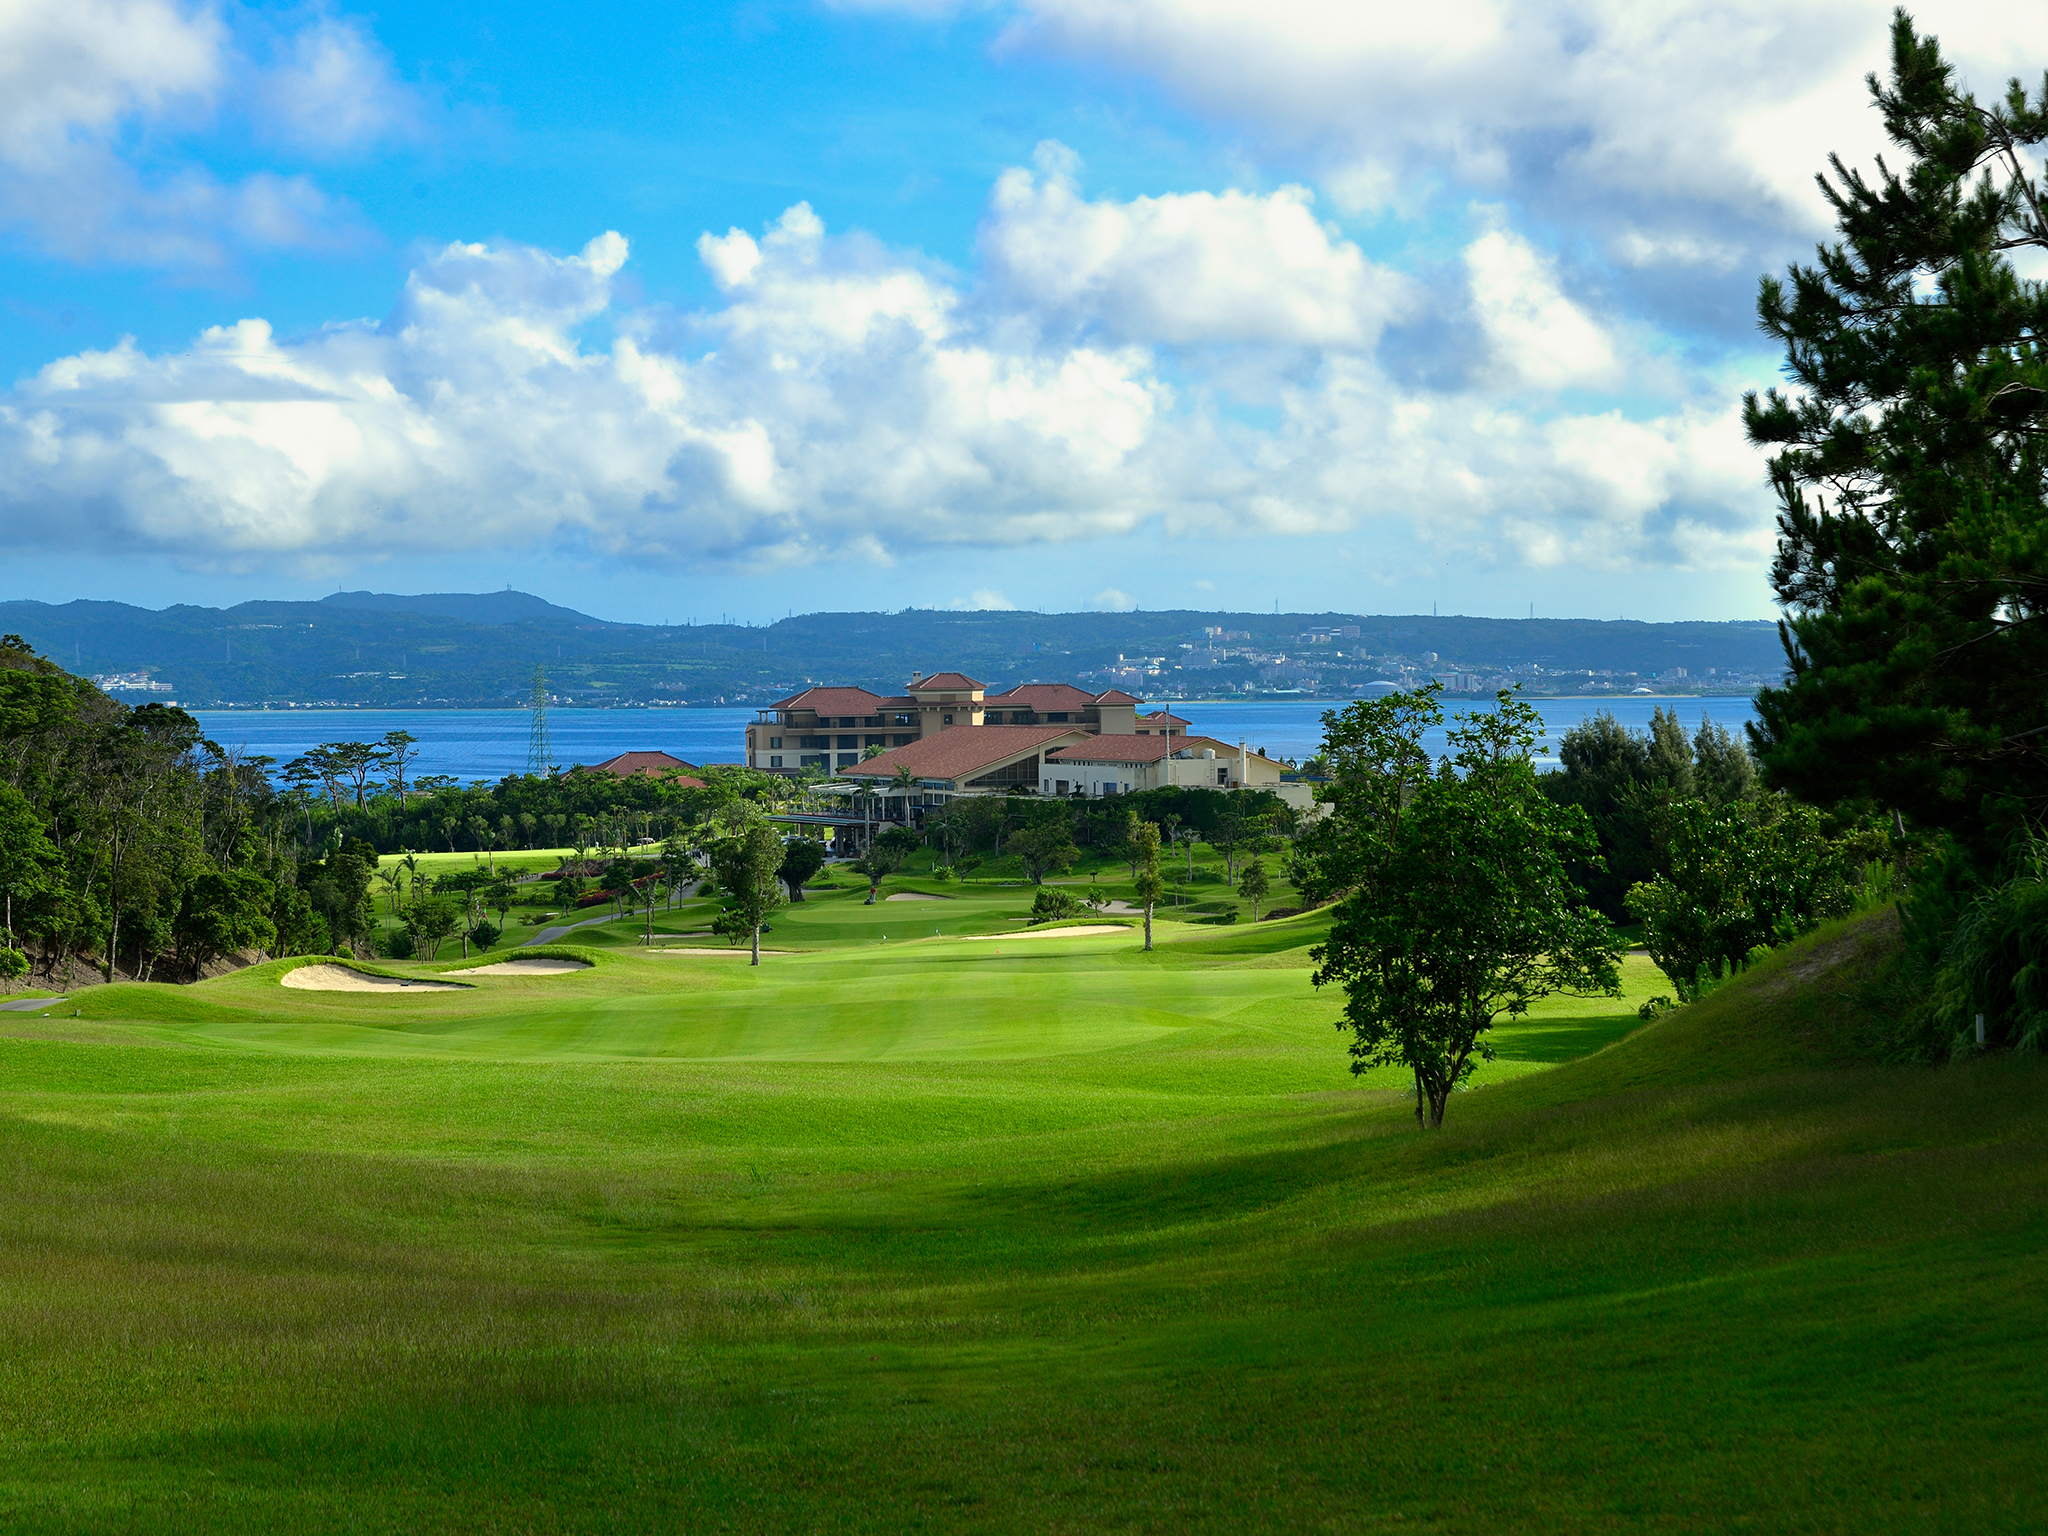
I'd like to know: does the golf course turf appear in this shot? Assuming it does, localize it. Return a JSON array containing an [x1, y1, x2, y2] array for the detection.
[[0, 898, 2041, 1531]]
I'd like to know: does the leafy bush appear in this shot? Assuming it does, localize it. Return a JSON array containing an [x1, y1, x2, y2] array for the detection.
[[0, 947, 26, 992], [1626, 797, 1853, 1000], [1029, 888, 1084, 924], [376, 927, 415, 960], [931, 865, 954, 883], [1923, 837, 2048, 1056], [470, 921, 500, 951], [574, 890, 612, 909]]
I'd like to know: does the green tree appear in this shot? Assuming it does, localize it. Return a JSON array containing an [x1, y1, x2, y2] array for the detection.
[[853, 844, 903, 904], [1132, 821, 1164, 952], [1239, 857, 1271, 920], [1029, 887, 1084, 924], [709, 806, 787, 965], [0, 946, 27, 993], [377, 729, 419, 801], [407, 897, 461, 961], [1310, 688, 1622, 1129], [1742, 13, 2048, 863], [777, 837, 827, 902], [1625, 798, 1856, 1000], [176, 870, 278, 974], [1008, 822, 1078, 885]]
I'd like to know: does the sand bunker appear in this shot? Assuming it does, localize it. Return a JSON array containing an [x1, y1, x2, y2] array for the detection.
[[885, 891, 954, 901], [281, 964, 469, 992], [964, 924, 1129, 941], [462, 958, 591, 976]]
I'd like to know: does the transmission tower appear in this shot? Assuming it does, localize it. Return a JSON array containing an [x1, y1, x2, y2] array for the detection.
[[527, 666, 553, 776]]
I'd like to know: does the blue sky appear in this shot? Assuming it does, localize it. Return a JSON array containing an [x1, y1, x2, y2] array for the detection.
[[2, 0, 2041, 624]]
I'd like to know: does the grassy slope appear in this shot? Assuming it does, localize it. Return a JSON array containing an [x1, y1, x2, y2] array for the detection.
[[0, 908, 2041, 1532]]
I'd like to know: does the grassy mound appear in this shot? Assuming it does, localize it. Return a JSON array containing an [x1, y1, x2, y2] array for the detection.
[[0, 905, 2040, 1531]]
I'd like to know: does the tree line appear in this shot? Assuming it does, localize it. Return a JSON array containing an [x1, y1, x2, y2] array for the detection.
[[0, 638, 791, 988], [1297, 12, 2048, 1122]]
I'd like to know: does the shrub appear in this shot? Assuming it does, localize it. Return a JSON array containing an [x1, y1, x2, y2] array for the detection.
[[575, 890, 612, 909], [376, 927, 415, 960], [932, 865, 954, 883], [1029, 888, 1084, 924], [470, 921, 500, 951]]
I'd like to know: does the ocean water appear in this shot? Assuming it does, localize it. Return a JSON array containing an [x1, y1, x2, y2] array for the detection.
[[190, 695, 1761, 782]]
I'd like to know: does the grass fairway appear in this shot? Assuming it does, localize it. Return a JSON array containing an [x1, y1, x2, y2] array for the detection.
[[1, 910, 2042, 1531]]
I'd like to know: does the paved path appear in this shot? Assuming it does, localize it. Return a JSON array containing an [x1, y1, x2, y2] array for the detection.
[[531, 913, 624, 945], [0, 997, 66, 1012]]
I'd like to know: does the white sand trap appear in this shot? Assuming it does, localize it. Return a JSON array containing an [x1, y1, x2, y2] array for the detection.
[[282, 964, 468, 992], [964, 924, 1128, 942], [463, 958, 592, 976], [885, 891, 954, 901]]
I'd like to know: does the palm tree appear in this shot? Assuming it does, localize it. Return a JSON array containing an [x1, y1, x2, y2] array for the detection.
[[891, 763, 918, 829]]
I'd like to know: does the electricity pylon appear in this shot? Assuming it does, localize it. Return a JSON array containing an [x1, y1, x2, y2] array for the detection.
[[526, 666, 553, 776]]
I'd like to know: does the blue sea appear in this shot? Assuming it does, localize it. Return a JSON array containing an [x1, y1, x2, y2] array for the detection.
[[189, 695, 1762, 782]]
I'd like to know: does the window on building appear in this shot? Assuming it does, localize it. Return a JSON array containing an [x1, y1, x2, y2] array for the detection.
[[801, 736, 828, 749], [1217, 767, 1229, 785], [801, 754, 828, 768], [891, 734, 914, 747], [1048, 712, 1069, 721], [863, 716, 882, 727], [769, 736, 783, 749], [837, 735, 858, 749], [770, 755, 783, 768], [1054, 780, 1069, 795], [942, 714, 954, 724], [837, 752, 859, 767], [865, 735, 885, 746]]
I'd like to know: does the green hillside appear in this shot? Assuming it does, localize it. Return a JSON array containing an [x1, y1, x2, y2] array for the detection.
[[0, 904, 2038, 1531], [0, 591, 1783, 707]]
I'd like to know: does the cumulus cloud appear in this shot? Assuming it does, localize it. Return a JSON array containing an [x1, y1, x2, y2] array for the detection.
[[0, 166, 1773, 580], [0, 0, 418, 266], [990, 0, 2048, 282], [981, 141, 1412, 346]]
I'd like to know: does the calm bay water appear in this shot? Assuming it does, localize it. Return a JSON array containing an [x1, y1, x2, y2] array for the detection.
[[190, 695, 1761, 782]]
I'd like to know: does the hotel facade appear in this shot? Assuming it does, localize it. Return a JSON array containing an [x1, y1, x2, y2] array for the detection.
[[744, 671, 1308, 812]]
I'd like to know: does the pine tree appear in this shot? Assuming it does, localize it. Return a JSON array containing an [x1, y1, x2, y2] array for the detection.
[[1743, 10, 2048, 859]]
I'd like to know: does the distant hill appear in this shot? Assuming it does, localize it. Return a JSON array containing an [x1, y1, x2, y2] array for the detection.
[[0, 592, 1787, 709], [320, 590, 601, 626]]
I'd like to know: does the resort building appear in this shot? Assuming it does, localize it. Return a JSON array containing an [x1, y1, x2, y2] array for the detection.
[[750, 666, 1312, 819], [744, 672, 1145, 773]]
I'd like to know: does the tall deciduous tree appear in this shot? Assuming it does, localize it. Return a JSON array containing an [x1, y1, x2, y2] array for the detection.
[[1132, 821, 1163, 952], [710, 805, 787, 965], [1310, 688, 1622, 1129], [1743, 11, 2048, 858]]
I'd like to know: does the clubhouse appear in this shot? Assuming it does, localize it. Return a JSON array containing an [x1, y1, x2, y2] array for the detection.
[[744, 670, 1306, 812]]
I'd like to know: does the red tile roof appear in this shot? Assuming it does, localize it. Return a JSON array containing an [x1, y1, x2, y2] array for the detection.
[[907, 672, 985, 693], [844, 725, 1087, 782], [771, 686, 892, 716], [1092, 689, 1144, 706], [1044, 736, 1176, 765], [1139, 710, 1192, 729], [584, 751, 706, 784], [983, 682, 1098, 712]]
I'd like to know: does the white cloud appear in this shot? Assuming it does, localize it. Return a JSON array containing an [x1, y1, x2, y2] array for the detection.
[[990, 0, 2048, 274], [980, 141, 1412, 345], [1086, 587, 1137, 611], [1464, 221, 1619, 391], [0, 0, 418, 266], [0, 174, 1775, 580], [947, 589, 1017, 610]]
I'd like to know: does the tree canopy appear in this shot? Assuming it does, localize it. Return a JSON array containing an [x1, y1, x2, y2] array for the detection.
[[1309, 687, 1622, 1128], [1743, 10, 2048, 859]]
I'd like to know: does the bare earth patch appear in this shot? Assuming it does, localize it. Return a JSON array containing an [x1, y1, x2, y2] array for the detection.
[[281, 965, 469, 992], [964, 925, 1129, 942], [463, 958, 592, 976]]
